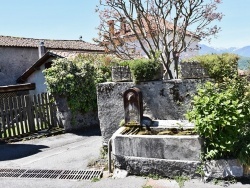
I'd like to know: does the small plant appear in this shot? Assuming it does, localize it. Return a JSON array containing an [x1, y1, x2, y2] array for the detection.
[[100, 146, 108, 159], [212, 178, 220, 185], [211, 177, 237, 187], [174, 175, 190, 188], [142, 185, 153, 188], [195, 163, 205, 179], [119, 119, 125, 127], [91, 177, 101, 182], [227, 177, 237, 184], [147, 173, 162, 180]]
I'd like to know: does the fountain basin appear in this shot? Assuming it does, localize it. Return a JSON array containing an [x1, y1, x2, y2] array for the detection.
[[111, 121, 203, 178]]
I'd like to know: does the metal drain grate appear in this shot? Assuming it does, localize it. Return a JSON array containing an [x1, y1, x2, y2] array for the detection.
[[0, 169, 102, 180], [0, 169, 27, 178]]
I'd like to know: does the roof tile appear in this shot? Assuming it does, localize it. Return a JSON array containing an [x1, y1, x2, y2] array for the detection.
[[0, 35, 104, 51]]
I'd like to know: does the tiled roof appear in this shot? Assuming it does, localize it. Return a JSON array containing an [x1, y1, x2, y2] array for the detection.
[[48, 50, 84, 59], [0, 35, 104, 51], [113, 15, 199, 40]]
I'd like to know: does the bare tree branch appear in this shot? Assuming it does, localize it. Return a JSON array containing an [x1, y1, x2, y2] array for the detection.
[[96, 0, 223, 79]]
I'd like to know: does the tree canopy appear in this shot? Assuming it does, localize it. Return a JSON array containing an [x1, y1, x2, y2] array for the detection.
[[96, 0, 223, 79]]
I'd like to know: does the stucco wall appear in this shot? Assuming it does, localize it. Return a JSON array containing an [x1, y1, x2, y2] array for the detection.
[[27, 57, 55, 95], [0, 47, 39, 86], [97, 79, 204, 144]]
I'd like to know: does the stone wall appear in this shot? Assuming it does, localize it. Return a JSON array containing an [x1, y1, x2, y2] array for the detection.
[[180, 61, 209, 79], [97, 79, 204, 144], [54, 95, 99, 132], [0, 47, 39, 86]]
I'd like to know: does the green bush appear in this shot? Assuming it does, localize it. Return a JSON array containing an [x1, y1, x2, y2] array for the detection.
[[186, 77, 250, 164], [75, 54, 118, 84], [125, 58, 161, 83], [43, 54, 115, 114], [186, 53, 250, 164], [184, 53, 239, 82]]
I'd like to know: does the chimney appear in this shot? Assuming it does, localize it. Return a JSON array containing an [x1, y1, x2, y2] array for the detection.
[[107, 20, 115, 37], [120, 17, 126, 35], [38, 41, 46, 58]]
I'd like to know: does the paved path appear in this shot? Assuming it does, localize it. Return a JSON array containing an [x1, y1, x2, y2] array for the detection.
[[0, 128, 102, 170], [0, 127, 249, 188]]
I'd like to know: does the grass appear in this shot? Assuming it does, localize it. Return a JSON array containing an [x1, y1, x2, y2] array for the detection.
[[91, 177, 101, 182], [147, 173, 163, 180], [174, 175, 190, 188]]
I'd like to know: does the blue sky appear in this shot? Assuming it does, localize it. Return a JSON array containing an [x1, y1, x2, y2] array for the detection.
[[0, 0, 249, 48]]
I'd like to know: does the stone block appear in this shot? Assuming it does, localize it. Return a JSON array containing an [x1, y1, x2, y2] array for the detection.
[[114, 155, 200, 178], [112, 132, 203, 161], [112, 168, 128, 179], [112, 66, 132, 82], [204, 159, 243, 179], [111, 127, 203, 178]]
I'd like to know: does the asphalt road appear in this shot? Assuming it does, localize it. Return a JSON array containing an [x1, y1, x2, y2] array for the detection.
[[0, 127, 249, 188]]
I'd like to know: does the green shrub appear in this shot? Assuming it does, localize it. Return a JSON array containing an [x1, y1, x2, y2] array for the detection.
[[43, 54, 115, 114], [186, 52, 250, 164], [127, 58, 161, 83], [186, 77, 250, 164], [118, 60, 130, 67], [75, 53, 118, 84], [43, 57, 97, 113], [184, 53, 239, 82]]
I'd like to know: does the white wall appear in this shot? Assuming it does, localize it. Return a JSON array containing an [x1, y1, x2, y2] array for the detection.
[[119, 34, 199, 79], [27, 57, 54, 95]]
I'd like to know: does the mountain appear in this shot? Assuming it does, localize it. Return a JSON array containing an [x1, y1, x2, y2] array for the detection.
[[234, 46, 250, 57], [199, 44, 218, 54], [199, 44, 250, 57]]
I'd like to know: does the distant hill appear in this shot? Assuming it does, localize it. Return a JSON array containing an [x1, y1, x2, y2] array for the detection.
[[238, 56, 250, 70], [199, 44, 250, 57], [234, 46, 250, 57], [199, 44, 250, 70]]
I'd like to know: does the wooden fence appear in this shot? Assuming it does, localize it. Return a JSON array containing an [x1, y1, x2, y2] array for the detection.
[[0, 93, 61, 139]]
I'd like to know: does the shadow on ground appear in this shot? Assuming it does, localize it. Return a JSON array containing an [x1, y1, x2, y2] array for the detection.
[[239, 177, 250, 185], [0, 144, 49, 161], [68, 125, 101, 137]]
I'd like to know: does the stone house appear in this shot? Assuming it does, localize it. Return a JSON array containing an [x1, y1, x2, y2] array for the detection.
[[0, 35, 105, 95]]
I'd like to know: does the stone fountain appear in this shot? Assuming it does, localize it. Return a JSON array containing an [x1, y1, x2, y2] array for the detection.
[[109, 87, 203, 178]]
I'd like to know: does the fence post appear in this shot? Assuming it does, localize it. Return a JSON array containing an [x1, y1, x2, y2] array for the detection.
[[25, 96, 35, 133]]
